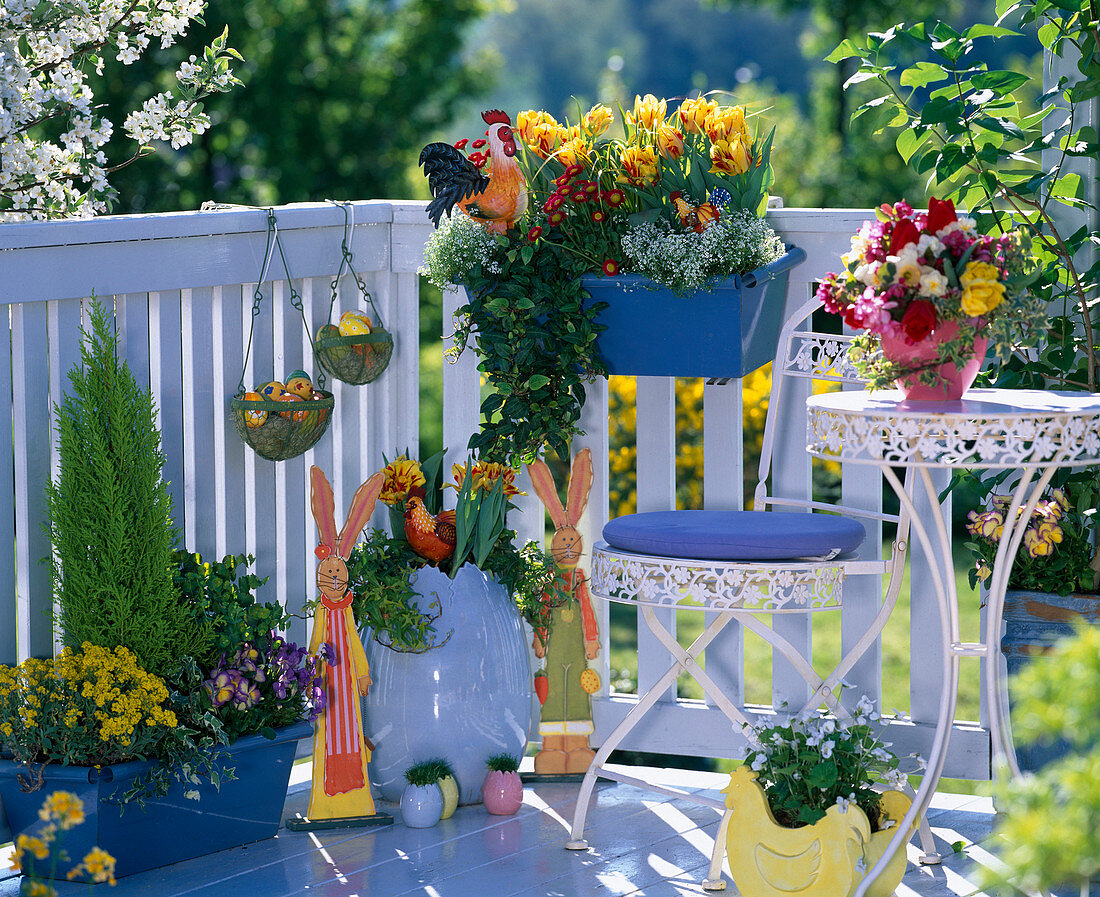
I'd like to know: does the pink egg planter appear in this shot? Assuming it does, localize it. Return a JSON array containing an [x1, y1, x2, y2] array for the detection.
[[481, 770, 523, 816]]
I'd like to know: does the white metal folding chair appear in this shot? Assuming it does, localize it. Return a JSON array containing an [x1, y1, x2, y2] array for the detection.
[[566, 297, 939, 888]]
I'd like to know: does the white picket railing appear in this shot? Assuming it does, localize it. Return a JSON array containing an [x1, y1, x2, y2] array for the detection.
[[0, 202, 991, 845]]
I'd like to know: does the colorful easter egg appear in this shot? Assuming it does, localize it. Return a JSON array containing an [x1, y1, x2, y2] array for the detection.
[[260, 381, 286, 400], [242, 391, 267, 428], [284, 370, 313, 399]]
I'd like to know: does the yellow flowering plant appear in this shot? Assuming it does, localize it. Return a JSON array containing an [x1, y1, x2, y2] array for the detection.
[[0, 644, 176, 769], [965, 486, 1096, 596], [816, 197, 1045, 390], [9, 791, 117, 892]]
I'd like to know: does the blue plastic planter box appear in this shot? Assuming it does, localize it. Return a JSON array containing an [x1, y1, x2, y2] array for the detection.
[[582, 245, 806, 378], [0, 719, 311, 880]]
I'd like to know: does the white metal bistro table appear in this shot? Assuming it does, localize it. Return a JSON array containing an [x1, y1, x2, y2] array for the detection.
[[807, 387, 1100, 897]]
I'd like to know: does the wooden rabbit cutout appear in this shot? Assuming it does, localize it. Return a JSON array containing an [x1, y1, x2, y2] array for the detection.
[[526, 449, 600, 775], [299, 465, 392, 827]]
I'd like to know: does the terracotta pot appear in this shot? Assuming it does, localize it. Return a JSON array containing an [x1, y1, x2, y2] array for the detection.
[[481, 770, 523, 816], [880, 319, 988, 401], [723, 765, 914, 897]]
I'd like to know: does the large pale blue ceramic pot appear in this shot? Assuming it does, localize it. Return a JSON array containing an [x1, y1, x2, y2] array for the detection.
[[362, 564, 532, 804]]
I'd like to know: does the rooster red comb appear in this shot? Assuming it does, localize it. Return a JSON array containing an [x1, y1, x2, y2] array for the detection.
[[482, 109, 512, 126]]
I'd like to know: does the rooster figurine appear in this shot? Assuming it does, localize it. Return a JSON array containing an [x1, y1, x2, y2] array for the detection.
[[419, 110, 528, 234], [404, 496, 457, 564]]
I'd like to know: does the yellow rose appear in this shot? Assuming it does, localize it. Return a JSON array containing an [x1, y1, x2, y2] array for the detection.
[[960, 260, 1001, 287], [628, 93, 667, 130], [655, 123, 684, 159], [960, 279, 1006, 316], [582, 104, 613, 137], [677, 97, 715, 134], [619, 144, 659, 184], [709, 136, 750, 175]]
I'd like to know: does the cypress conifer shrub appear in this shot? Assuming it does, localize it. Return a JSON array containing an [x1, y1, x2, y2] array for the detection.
[[45, 300, 210, 677]]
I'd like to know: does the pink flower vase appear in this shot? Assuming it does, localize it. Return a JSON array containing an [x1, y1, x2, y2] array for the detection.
[[880, 319, 988, 401], [481, 770, 523, 815]]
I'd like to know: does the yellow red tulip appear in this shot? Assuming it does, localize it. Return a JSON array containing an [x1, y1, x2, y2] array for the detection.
[[619, 144, 659, 185], [678, 97, 716, 134], [628, 93, 666, 131], [709, 136, 751, 176], [583, 104, 613, 137], [656, 123, 684, 159]]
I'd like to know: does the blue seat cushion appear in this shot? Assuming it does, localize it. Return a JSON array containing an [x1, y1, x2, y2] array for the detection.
[[603, 510, 866, 561]]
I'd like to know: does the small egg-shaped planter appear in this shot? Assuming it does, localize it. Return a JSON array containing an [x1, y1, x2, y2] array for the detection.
[[400, 783, 444, 828], [438, 774, 460, 820], [481, 770, 523, 816], [362, 564, 532, 805], [723, 765, 913, 897]]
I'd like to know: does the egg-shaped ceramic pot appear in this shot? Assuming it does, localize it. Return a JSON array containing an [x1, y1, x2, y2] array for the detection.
[[362, 564, 532, 804]]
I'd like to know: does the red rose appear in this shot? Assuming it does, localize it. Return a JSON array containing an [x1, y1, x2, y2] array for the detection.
[[926, 197, 957, 235], [889, 218, 920, 255], [901, 300, 938, 343]]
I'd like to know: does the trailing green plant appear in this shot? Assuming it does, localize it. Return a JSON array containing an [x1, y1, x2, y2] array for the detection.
[[485, 753, 520, 773], [742, 697, 905, 829], [981, 624, 1100, 894], [447, 228, 607, 465], [45, 299, 209, 679], [831, 1, 1100, 585], [404, 760, 445, 787]]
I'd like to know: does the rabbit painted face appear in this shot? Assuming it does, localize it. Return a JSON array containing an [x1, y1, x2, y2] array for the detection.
[[551, 525, 582, 568], [317, 555, 349, 602]]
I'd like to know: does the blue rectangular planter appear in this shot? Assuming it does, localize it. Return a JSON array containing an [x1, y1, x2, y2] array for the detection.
[[582, 245, 806, 378], [0, 719, 311, 880]]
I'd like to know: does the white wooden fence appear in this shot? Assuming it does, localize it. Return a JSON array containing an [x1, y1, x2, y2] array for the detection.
[[0, 202, 990, 840]]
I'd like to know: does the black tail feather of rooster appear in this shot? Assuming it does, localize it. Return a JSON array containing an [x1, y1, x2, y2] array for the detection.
[[419, 142, 490, 227]]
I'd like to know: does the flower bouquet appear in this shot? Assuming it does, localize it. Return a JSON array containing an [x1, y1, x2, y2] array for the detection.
[[420, 93, 802, 462], [723, 700, 916, 897], [816, 198, 1044, 400]]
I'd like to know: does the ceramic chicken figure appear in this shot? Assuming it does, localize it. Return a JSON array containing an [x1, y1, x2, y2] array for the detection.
[[404, 496, 457, 564], [722, 765, 869, 897], [419, 109, 528, 234], [297, 466, 391, 828], [525, 449, 600, 775]]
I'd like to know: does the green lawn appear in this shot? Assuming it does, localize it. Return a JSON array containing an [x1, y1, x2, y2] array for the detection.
[[606, 543, 990, 793]]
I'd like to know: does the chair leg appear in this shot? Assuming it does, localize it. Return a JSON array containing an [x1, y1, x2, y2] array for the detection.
[[702, 806, 733, 891], [899, 779, 942, 864]]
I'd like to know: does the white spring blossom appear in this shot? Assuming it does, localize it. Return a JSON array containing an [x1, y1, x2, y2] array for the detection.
[[1, 1, 241, 220], [621, 210, 786, 296]]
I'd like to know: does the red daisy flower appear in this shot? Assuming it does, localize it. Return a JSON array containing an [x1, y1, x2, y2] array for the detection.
[[565, 164, 584, 178], [583, 182, 599, 195], [604, 189, 626, 207], [591, 210, 607, 223], [602, 259, 620, 276], [528, 226, 543, 242], [572, 191, 589, 203], [543, 195, 564, 212], [472, 139, 487, 149], [547, 210, 566, 227], [554, 173, 573, 187], [453, 138, 469, 150]]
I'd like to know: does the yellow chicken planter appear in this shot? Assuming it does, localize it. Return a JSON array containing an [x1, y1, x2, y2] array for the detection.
[[721, 766, 914, 897]]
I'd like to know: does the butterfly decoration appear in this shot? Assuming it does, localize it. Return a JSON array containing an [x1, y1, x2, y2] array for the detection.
[[670, 191, 720, 233]]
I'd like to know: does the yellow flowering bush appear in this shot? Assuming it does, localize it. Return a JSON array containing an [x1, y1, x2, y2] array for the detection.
[[0, 644, 176, 767]]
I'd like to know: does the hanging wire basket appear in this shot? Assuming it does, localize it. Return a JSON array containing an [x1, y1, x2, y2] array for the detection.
[[315, 329, 394, 385], [228, 208, 335, 462], [230, 390, 334, 462], [313, 200, 395, 385]]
